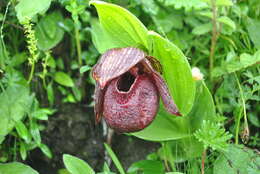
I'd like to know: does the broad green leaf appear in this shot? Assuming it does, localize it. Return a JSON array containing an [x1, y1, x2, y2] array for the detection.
[[0, 162, 38, 174], [247, 19, 260, 49], [90, 19, 121, 53], [192, 23, 212, 35], [217, 16, 236, 30], [0, 85, 32, 142], [104, 144, 125, 174], [213, 145, 260, 174], [132, 81, 214, 141], [15, 121, 30, 142], [90, 1, 149, 50], [35, 11, 64, 51], [148, 31, 195, 115], [127, 160, 164, 174], [187, 81, 216, 131], [54, 72, 74, 87], [15, 0, 52, 23], [63, 154, 95, 174]]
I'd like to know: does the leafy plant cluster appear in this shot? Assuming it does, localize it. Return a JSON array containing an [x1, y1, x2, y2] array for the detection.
[[0, 0, 259, 174]]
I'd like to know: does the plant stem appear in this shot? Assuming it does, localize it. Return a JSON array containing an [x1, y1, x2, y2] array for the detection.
[[27, 61, 35, 83], [75, 27, 82, 67], [201, 150, 206, 174], [234, 73, 249, 144], [209, 0, 218, 82]]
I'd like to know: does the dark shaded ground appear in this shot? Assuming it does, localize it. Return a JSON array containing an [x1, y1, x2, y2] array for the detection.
[[27, 104, 159, 173]]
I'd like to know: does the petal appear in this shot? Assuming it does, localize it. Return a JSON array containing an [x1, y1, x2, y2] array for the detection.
[[142, 59, 181, 116], [92, 47, 146, 89], [94, 83, 105, 123]]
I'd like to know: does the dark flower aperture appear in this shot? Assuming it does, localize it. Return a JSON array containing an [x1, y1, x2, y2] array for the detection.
[[92, 47, 181, 133]]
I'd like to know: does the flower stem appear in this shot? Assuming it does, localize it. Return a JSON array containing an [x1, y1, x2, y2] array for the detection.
[[75, 27, 82, 67], [201, 150, 206, 174]]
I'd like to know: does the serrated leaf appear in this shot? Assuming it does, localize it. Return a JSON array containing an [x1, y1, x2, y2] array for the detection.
[[54, 72, 74, 87]]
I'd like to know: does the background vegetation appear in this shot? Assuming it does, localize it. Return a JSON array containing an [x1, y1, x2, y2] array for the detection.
[[0, 0, 259, 174]]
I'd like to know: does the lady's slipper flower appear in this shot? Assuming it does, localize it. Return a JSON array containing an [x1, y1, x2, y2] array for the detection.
[[92, 47, 181, 133]]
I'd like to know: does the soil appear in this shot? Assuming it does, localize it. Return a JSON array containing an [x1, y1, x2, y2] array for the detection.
[[26, 104, 159, 174]]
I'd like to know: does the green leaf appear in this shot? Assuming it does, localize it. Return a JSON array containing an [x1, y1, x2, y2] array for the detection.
[[90, 18, 122, 53], [217, 16, 236, 30], [127, 160, 164, 174], [0, 85, 32, 142], [213, 145, 260, 174], [212, 50, 260, 77], [104, 143, 125, 174], [47, 83, 54, 105], [63, 154, 95, 174], [35, 11, 65, 51], [54, 72, 74, 87], [164, 0, 208, 10], [15, 121, 30, 142], [132, 81, 214, 141], [15, 0, 52, 23], [19, 142, 27, 160], [39, 144, 52, 158], [148, 31, 195, 115], [194, 120, 232, 151], [79, 65, 92, 74], [30, 120, 41, 145], [0, 162, 38, 174], [32, 108, 54, 120], [247, 19, 260, 49], [216, 0, 233, 6], [192, 23, 212, 35], [90, 0, 149, 50]]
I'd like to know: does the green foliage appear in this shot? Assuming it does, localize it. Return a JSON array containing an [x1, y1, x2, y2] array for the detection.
[[63, 154, 95, 174], [194, 120, 232, 151], [213, 145, 260, 174], [35, 11, 65, 51], [15, 0, 52, 23], [0, 162, 38, 174], [54, 72, 74, 87]]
